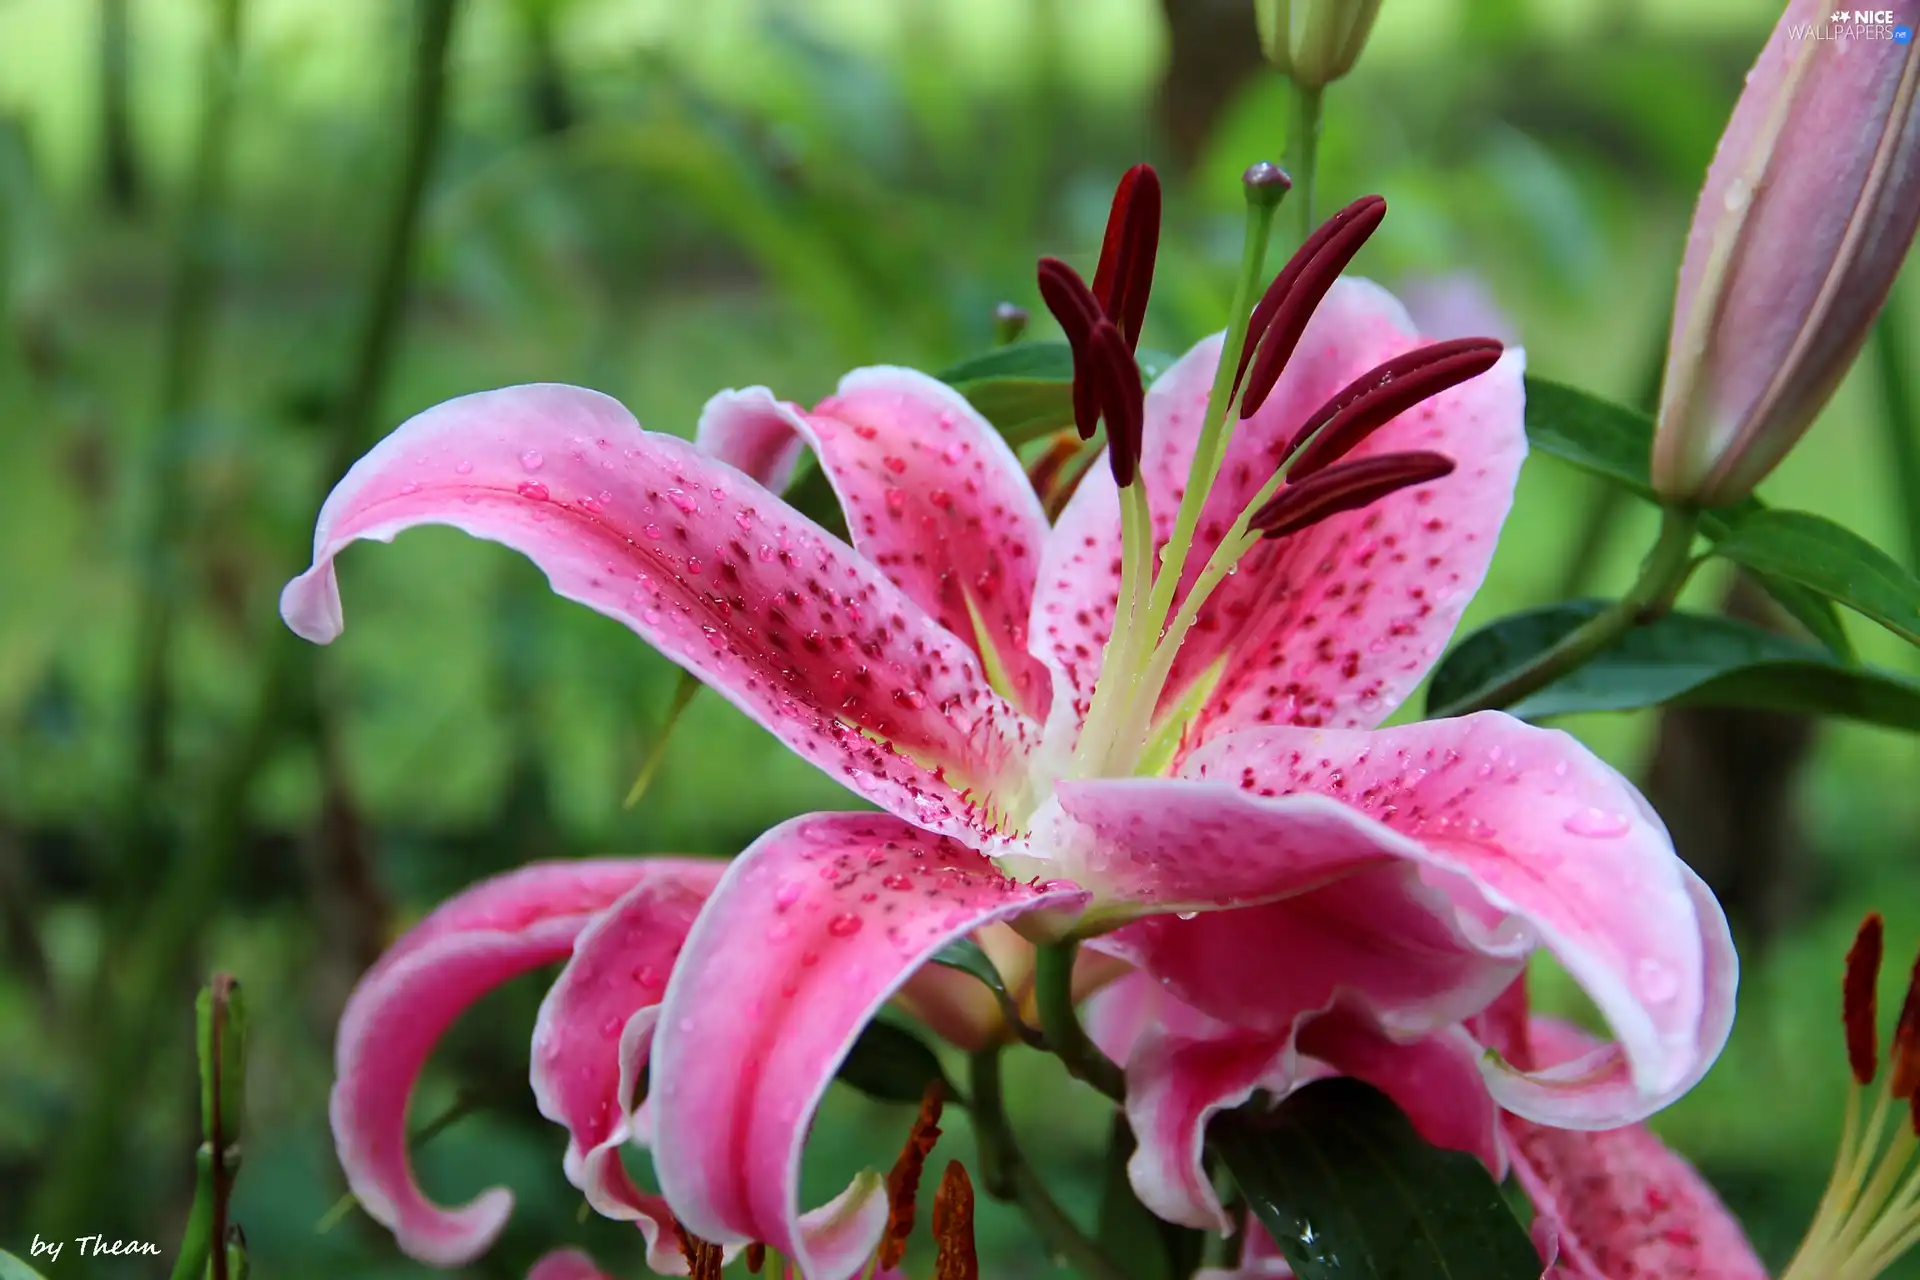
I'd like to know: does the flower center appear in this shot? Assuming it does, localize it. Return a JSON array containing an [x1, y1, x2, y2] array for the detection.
[[1782, 912, 1920, 1280], [1037, 165, 1503, 782]]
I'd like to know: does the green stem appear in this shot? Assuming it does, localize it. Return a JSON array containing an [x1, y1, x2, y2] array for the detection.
[[967, 1050, 1130, 1280], [1438, 506, 1702, 716], [1033, 941, 1125, 1101], [1287, 81, 1323, 243], [1874, 298, 1920, 574]]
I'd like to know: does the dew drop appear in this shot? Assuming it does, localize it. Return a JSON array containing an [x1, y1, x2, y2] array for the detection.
[[455, 460, 474, 475], [667, 488, 698, 514], [644, 523, 664, 539], [758, 543, 777, 562], [400, 480, 421, 495], [827, 913, 864, 938], [736, 510, 755, 532], [1563, 806, 1631, 838], [519, 450, 545, 472], [1175, 910, 1200, 921], [517, 481, 550, 502], [885, 487, 908, 514], [881, 873, 914, 892]]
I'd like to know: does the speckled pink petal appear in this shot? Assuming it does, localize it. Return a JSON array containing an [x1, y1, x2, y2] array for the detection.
[[1123, 1007, 1500, 1233], [807, 368, 1053, 721], [649, 813, 1088, 1279], [1053, 712, 1735, 1127], [526, 1248, 616, 1280], [1507, 1021, 1765, 1279], [1159, 282, 1524, 744], [695, 387, 810, 494], [1127, 1022, 1306, 1232], [279, 384, 1037, 842], [1028, 283, 1523, 759], [529, 865, 725, 1273], [1196, 1218, 1295, 1278], [1089, 863, 1525, 1041], [331, 860, 660, 1267]]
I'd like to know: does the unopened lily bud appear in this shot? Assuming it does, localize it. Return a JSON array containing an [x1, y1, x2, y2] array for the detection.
[[1652, 0, 1920, 508], [1254, 0, 1384, 89]]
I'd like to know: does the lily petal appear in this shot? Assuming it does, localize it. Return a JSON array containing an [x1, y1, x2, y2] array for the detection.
[[1053, 712, 1735, 1126], [1122, 994, 1500, 1232], [1506, 1021, 1765, 1279], [1163, 282, 1524, 743], [695, 387, 810, 494], [650, 813, 1089, 1279], [527, 1249, 617, 1280], [1029, 282, 1525, 756], [807, 368, 1053, 720], [530, 866, 725, 1273], [1090, 864, 1526, 1042], [279, 384, 1036, 841], [331, 860, 666, 1266]]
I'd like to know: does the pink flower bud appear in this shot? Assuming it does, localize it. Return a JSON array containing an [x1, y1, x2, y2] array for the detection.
[[1652, 0, 1920, 508]]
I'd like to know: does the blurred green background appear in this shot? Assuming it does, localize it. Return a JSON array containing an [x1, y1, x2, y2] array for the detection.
[[2, 0, 1918, 1275]]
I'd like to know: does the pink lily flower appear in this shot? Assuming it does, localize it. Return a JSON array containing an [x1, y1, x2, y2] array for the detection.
[[283, 170, 1736, 1278]]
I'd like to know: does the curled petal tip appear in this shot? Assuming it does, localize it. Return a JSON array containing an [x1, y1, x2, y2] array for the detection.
[[280, 564, 344, 644]]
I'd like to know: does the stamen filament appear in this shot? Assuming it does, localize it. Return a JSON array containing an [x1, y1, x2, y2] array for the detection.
[[1077, 478, 1156, 773], [1141, 167, 1287, 662]]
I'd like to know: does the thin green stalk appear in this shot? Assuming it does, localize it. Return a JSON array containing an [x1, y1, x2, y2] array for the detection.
[[1033, 941, 1125, 1101], [1874, 299, 1920, 573], [1286, 81, 1323, 243], [968, 1050, 1130, 1280], [1437, 506, 1702, 717]]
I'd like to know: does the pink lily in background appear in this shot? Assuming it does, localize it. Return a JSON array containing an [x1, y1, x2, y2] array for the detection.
[[283, 167, 1737, 1277]]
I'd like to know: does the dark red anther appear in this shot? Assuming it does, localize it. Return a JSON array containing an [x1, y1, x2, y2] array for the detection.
[[1037, 257, 1105, 440], [1845, 912, 1886, 1087], [1090, 320, 1144, 487], [745, 1242, 767, 1274], [1889, 942, 1920, 1100], [1284, 338, 1505, 478], [1236, 195, 1389, 419], [878, 1081, 947, 1268], [932, 1162, 979, 1280], [1250, 450, 1455, 539], [1090, 163, 1162, 350]]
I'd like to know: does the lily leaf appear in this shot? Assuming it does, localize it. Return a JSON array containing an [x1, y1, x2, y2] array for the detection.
[[0, 1253, 49, 1280], [836, 1018, 954, 1105], [1213, 1078, 1538, 1280], [1523, 377, 1851, 654], [1708, 508, 1920, 648], [937, 342, 1174, 446], [1427, 602, 1920, 730]]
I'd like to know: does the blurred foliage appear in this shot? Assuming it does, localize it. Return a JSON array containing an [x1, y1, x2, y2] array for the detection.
[[1, 0, 1918, 1275]]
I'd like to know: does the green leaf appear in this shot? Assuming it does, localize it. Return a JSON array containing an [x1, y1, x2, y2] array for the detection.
[[936, 342, 1174, 446], [1709, 509, 1920, 648], [1214, 1078, 1538, 1280], [0, 1252, 50, 1280], [1427, 602, 1920, 730], [1523, 377, 1851, 655], [931, 937, 1013, 1001], [1096, 1116, 1204, 1280], [836, 1019, 952, 1105]]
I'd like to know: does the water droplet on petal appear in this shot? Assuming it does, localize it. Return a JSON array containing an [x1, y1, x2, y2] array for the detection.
[[644, 523, 663, 539], [1175, 910, 1199, 921], [517, 481, 549, 502], [828, 913, 864, 938], [454, 459, 474, 475], [520, 450, 545, 472], [1563, 806, 1631, 838], [667, 488, 698, 514]]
